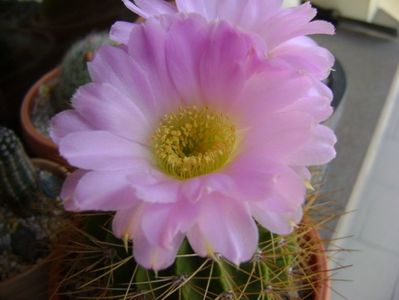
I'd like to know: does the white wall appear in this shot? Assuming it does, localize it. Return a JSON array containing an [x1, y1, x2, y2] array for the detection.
[[311, 0, 399, 21], [282, 0, 300, 8]]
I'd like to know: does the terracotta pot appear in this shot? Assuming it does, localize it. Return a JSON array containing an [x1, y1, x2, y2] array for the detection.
[[20, 67, 70, 167], [0, 158, 67, 300], [0, 256, 51, 300], [309, 226, 331, 300]]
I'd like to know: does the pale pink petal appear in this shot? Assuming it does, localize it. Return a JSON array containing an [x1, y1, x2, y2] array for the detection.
[[180, 173, 236, 202], [88, 45, 163, 115], [285, 95, 333, 123], [271, 37, 335, 80], [140, 201, 198, 249], [272, 166, 306, 208], [176, 0, 281, 25], [165, 14, 209, 103], [224, 158, 282, 202], [133, 229, 184, 270], [112, 203, 144, 239], [71, 170, 139, 211], [188, 195, 258, 264], [60, 170, 87, 211], [122, 0, 176, 18], [232, 70, 312, 121], [260, 3, 335, 49], [243, 111, 314, 159], [72, 82, 150, 142], [251, 203, 303, 235], [226, 158, 305, 208], [288, 125, 337, 166], [49, 110, 91, 144], [109, 21, 137, 44], [128, 172, 182, 204], [199, 20, 262, 106], [291, 166, 312, 181], [59, 130, 150, 171], [124, 19, 181, 112], [186, 225, 208, 257]]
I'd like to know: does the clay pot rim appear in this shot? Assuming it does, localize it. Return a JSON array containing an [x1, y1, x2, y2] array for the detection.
[[20, 67, 60, 153], [310, 225, 331, 300], [32, 158, 69, 179], [0, 253, 53, 288]]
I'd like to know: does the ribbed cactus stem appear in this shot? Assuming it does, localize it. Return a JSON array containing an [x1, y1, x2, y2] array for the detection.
[[0, 127, 38, 215]]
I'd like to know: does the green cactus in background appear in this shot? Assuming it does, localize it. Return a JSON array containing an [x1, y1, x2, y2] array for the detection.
[[0, 127, 38, 215], [52, 32, 114, 113], [53, 199, 328, 300]]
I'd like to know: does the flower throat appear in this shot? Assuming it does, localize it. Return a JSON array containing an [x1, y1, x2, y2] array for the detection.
[[152, 106, 237, 180]]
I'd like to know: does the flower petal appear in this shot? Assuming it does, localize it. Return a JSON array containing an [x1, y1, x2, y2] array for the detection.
[[288, 124, 337, 166], [140, 201, 198, 249], [122, 0, 176, 18], [127, 170, 184, 203], [284, 94, 333, 123], [109, 21, 137, 44], [271, 36, 335, 80], [188, 195, 258, 264], [72, 82, 150, 142], [88, 45, 163, 116], [180, 173, 236, 202], [199, 20, 262, 106], [49, 110, 91, 144], [71, 170, 139, 211], [244, 111, 314, 159], [59, 130, 150, 171], [112, 203, 144, 239], [133, 229, 184, 270], [60, 170, 87, 211], [260, 3, 335, 49], [233, 70, 312, 121], [226, 157, 305, 208], [165, 14, 209, 103], [124, 19, 181, 112], [251, 203, 303, 235]]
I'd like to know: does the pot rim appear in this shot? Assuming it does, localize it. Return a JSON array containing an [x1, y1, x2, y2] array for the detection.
[[20, 67, 60, 153]]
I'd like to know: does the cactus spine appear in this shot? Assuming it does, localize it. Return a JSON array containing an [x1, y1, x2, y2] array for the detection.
[[55, 212, 325, 300]]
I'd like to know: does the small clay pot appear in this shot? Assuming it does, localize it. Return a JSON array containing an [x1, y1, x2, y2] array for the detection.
[[20, 67, 69, 167], [309, 226, 331, 300], [0, 158, 67, 300]]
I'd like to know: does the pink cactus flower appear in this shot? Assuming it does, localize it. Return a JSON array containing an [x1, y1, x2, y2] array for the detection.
[[114, 0, 335, 81], [51, 15, 336, 270]]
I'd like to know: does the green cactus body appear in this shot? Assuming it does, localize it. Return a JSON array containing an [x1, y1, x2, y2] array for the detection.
[[0, 127, 38, 215], [52, 32, 114, 113], [57, 214, 324, 300]]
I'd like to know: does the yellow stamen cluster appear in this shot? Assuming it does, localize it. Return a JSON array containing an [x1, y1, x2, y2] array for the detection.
[[152, 106, 237, 180]]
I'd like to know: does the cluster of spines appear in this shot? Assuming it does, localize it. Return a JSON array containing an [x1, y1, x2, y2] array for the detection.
[[53, 213, 326, 300]]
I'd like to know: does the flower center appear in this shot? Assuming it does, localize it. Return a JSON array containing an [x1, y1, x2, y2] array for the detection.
[[152, 106, 237, 180]]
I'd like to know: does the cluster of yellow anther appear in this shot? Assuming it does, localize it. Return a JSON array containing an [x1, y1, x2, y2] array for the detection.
[[152, 106, 237, 180]]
